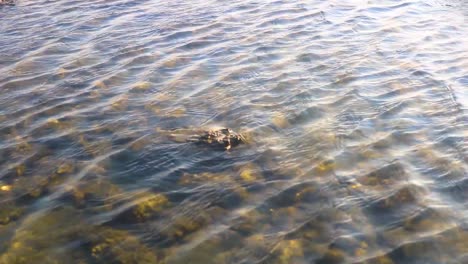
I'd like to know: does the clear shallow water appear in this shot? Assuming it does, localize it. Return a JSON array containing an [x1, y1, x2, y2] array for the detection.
[[0, 0, 467, 263]]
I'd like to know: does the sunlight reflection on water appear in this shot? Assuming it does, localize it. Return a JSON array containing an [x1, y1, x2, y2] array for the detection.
[[0, 0, 467, 263]]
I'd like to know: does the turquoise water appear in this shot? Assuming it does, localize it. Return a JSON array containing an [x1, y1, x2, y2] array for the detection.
[[0, 0, 467, 263]]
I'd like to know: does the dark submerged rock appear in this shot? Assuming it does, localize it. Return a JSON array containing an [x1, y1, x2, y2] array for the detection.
[[190, 128, 244, 150]]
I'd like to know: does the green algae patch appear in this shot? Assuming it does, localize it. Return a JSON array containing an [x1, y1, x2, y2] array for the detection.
[[12, 175, 49, 200], [45, 118, 75, 131], [313, 159, 336, 176], [271, 112, 290, 129], [93, 80, 108, 89], [0, 203, 24, 226], [131, 81, 152, 92], [115, 192, 170, 223], [164, 216, 206, 241], [316, 248, 346, 264], [238, 163, 263, 183], [0, 206, 160, 264], [161, 56, 188, 68], [15, 138, 33, 154], [89, 228, 159, 264], [67, 178, 122, 210], [357, 163, 407, 187], [278, 239, 304, 264], [364, 255, 395, 264], [15, 165, 26, 177], [110, 95, 129, 111], [403, 208, 454, 233], [230, 209, 266, 236], [133, 193, 169, 221], [155, 206, 227, 251], [371, 184, 426, 212], [56, 162, 74, 175], [0, 207, 86, 264]]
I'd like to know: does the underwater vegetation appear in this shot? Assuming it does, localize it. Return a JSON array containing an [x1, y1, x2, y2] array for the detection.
[[0, 0, 467, 263]]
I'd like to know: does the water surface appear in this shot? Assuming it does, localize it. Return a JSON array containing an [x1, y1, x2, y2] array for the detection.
[[0, 0, 467, 263]]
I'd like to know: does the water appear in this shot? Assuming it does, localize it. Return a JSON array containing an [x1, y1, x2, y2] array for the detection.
[[0, 0, 467, 263]]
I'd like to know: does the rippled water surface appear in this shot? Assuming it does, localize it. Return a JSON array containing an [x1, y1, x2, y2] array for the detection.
[[1, 0, 467, 263]]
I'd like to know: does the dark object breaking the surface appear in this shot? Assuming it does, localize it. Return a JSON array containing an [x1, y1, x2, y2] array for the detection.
[[190, 128, 244, 150]]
